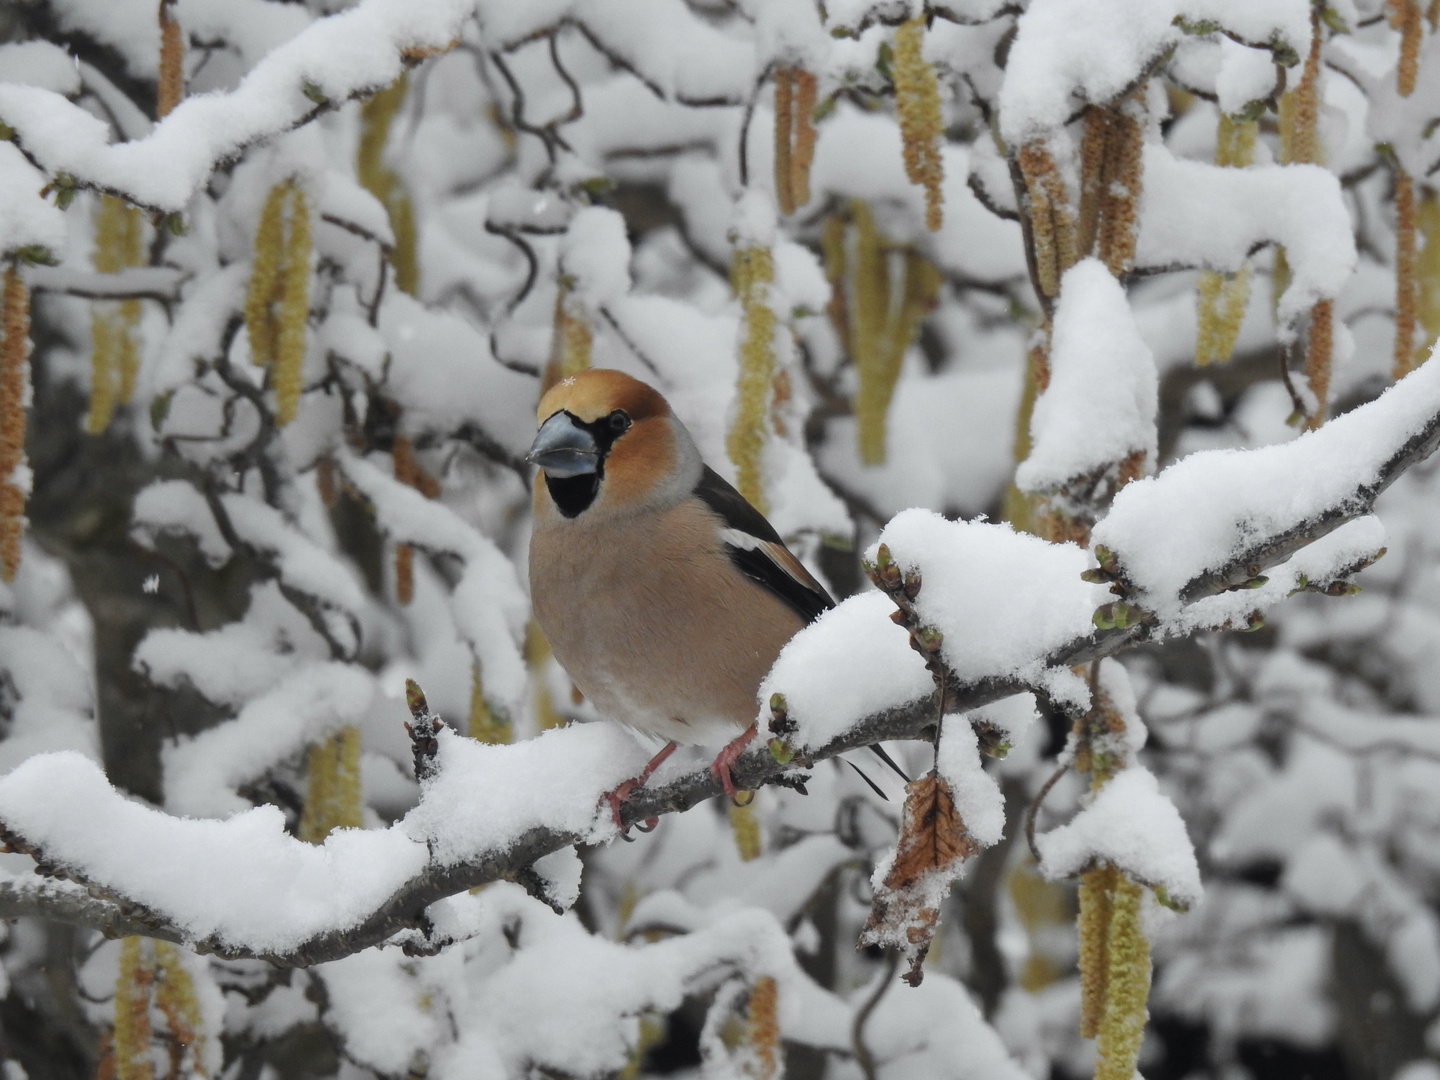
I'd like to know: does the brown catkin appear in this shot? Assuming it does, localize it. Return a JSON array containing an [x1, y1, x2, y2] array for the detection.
[[792, 69, 817, 208], [1397, 169, 1420, 379], [0, 268, 29, 582], [1017, 141, 1077, 299], [114, 936, 155, 1080], [745, 977, 780, 1080], [392, 433, 438, 606], [298, 726, 364, 843], [157, 0, 184, 117], [1077, 106, 1110, 257], [1094, 91, 1146, 277], [893, 16, 945, 230], [1280, 13, 1323, 167], [1392, 0, 1423, 96], [773, 67, 795, 216], [1303, 299, 1333, 430]]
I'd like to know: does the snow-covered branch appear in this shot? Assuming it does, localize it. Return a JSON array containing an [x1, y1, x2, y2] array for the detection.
[[2, 357, 1437, 967]]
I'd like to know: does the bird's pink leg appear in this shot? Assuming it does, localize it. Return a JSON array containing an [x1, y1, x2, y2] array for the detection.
[[603, 740, 678, 829], [709, 723, 758, 798]]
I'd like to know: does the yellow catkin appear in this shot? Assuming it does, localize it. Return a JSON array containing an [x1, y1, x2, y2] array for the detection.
[[245, 181, 288, 369], [1391, 0, 1423, 97], [1215, 113, 1258, 169], [153, 941, 208, 1078], [1303, 298, 1333, 430], [0, 268, 29, 583], [727, 245, 777, 513], [849, 202, 888, 465], [298, 725, 363, 843], [157, 0, 184, 118], [550, 284, 593, 386], [845, 202, 943, 464], [88, 311, 117, 435], [1094, 91, 1146, 277], [893, 16, 945, 230], [1397, 169, 1420, 379], [1278, 14, 1332, 426], [620, 1014, 666, 1080], [1002, 339, 1046, 533], [1196, 115, 1258, 365], [1414, 185, 1440, 367], [358, 75, 419, 295], [774, 67, 794, 216], [525, 620, 566, 731], [1094, 873, 1151, 1080], [88, 195, 145, 432], [1077, 862, 1116, 1039], [1009, 860, 1072, 991], [275, 184, 310, 426], [468, 661, 510, 744], [729, 800, 762, 861], [114, 936, 155, 1080], [744, 976, 780, 1080]]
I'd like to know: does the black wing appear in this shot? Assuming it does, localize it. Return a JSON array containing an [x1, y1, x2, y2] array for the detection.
[[693, 465, 834, 624]]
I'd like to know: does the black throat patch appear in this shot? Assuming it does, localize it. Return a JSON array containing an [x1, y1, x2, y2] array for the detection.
[[542, 411, 625, 519]]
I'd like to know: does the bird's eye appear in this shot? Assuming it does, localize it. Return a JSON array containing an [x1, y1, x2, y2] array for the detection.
[[608, 410, 631, 434]]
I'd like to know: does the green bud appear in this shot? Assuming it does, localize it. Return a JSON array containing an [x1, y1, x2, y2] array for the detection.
[[768, 738, 794, 765], [149, 390, 173, 431], [302, 81, 329, 105], [405, 678, 429, 719], [1241, 576, 1268, 589], [13, 245, 56, 266]]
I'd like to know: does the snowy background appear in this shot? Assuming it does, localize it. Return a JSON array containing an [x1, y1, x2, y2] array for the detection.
[[0, 0, 1436, 1078]]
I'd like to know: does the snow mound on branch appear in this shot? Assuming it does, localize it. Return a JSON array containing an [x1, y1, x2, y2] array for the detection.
[[0, 143, 66, 258], [1036, 765, 1202, 907], [0, 752, 430, 950], [1017, 258, 1157, 493], [874, 510, 1104, 702], [760, 590, 933, 751], [1137, 144, 1355, 332], [999, 0, 1310, 144], [936, 719, 1004, 847], [1092, 357, 1440, 618]]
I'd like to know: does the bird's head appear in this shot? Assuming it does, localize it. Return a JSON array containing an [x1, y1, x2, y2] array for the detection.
[[529, 369, 700, 519]]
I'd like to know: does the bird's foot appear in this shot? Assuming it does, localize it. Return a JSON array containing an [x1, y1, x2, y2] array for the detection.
[[601, 740, 678, 834], [709, 723, 758, 800]]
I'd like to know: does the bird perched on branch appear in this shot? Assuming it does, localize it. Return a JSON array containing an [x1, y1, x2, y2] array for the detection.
[[527, 369, 897, 828]]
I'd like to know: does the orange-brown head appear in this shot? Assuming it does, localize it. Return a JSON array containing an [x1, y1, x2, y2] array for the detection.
[[529, 369, 702, 520]]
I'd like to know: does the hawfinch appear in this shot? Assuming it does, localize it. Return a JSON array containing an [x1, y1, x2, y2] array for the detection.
[[527, 369, 835, 824]]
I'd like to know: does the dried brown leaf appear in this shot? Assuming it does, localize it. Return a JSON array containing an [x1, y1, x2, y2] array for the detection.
[[860, 771, 980, 985]]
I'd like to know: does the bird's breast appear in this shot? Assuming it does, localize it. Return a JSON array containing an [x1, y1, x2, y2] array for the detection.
[[529, 500, 804, 744]]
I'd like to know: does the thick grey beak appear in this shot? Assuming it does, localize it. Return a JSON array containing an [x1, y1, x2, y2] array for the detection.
[[527, 412, 599, 477]]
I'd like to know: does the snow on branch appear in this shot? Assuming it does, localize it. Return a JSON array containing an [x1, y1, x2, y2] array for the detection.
[[0, 0, 474, 214], [2, 360, 1439, 966]]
